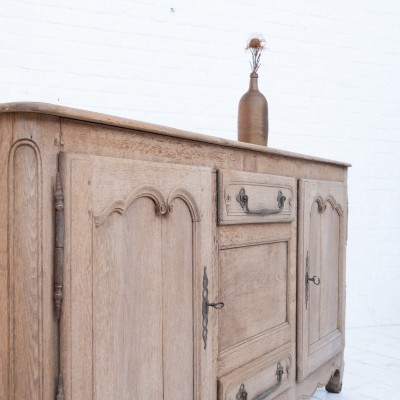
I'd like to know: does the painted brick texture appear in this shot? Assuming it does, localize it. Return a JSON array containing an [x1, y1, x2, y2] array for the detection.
[[1, 0, 399, 328]]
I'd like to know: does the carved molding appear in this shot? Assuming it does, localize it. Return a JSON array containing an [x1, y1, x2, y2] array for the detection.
[[314, 195, 343, 216], [167, 187, 201, 222], [314, 195, 326, 213], [94, 185, 167, 226], [326, 195, 344, 216], [296, 360, 342, 400], [94, 185, 202, 226], [8, 139, 43, 399]]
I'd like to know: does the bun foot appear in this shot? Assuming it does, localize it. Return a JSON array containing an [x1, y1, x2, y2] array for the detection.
[[326, 369, 343, 393]]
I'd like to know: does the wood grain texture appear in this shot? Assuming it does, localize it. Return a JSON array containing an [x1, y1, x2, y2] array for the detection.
[[0, 102, 351, 167], [218, 222, 292, 248], [297, 179, 347, 382], [218, 169, 295, 225], [294, 353, 343, 400], [320, 204, 340, 339], [218, 344, 292, 400], [8, 139, 42, 399], [218, 324, 292, 380], [0, 114, 13, 400], [162, 198, 194, 399], [11, 112, 61, 400], [217, 221, 297, 378], [0, 108, 348, 400], [60, 157, 93, 400], [309, 202, 321, 346], [94, 197, 163, 399], [219, 241, 288, 351], [60, 152, 216, 400], [58, 118, 348, 183]]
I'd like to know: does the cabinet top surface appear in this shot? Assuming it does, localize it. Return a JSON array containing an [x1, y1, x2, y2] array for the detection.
[[0, 102, 350, 167]]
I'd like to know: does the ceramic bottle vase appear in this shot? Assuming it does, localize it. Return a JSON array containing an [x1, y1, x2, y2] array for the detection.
[[238, 71, 268, 146]]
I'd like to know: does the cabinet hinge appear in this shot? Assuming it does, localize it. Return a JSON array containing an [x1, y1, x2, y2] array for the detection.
[[346, 200, 349, 244], [54, 172, 64, 320], [56, 374, 65, 400], [305, 251, 310, 310], [202, 267, 210, 349], [54, 168, 65, 399], [216, 170, 221, 225]]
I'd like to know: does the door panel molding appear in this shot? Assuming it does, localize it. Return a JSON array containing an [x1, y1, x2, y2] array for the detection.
[[297, 179, 347, 382], [60, 152, 216, 400], [94, 185, 168, 226]]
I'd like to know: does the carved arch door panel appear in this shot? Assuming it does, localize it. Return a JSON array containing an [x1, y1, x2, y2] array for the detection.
[[59, 152, 216, 400], [297, 179, 347, 382]]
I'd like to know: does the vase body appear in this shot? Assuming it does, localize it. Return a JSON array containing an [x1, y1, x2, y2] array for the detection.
[[238, 72, 268, 146]]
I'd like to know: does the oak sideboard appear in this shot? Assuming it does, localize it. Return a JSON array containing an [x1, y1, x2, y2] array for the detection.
[[0, 102, 349, 400]]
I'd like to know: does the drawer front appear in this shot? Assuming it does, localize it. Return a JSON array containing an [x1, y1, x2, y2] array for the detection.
[[218, 345, 292, 400], [217, 170, 296, 225]]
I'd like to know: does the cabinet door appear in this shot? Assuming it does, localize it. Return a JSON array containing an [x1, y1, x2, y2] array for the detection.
[[297, 179, 347, 381], [59, 152, 216, 400]]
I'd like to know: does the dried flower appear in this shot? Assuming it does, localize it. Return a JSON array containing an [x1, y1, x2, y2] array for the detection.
[[245, 35, 266, 73]]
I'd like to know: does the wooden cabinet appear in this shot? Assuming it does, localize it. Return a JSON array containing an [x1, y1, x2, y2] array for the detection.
[[0, 103, 349, 400]]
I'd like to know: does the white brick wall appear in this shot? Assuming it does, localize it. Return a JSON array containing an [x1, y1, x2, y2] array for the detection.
[[1, 0, 400, 328]]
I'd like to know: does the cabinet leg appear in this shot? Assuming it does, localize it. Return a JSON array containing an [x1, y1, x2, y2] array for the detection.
[[325, 368, 343, 393]]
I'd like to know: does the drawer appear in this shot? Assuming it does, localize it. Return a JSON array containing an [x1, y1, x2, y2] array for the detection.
[[218, 346, 292, 400], [217, 169, 296, 225]]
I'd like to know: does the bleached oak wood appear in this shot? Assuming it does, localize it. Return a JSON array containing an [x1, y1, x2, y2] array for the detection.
[[218, 344, 293, 400], [217, 170, 295, 225], [60, 153, 216, 400], [295, 354, 343, 400], [0, 114, 14, 400], [162, 199, 194, 398], [9, 139, 42, 400], [0, 104, 348, 400], [217, 208, 297, 379], [0, 102, 350, 167], [1, 112, 60, 400], [297, 179, 347, 382], [219, 242, 289, 349], [94, 197, 164, 399]]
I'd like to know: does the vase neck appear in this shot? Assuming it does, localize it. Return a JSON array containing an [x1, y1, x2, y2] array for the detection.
[[249, 72, 259, 90]]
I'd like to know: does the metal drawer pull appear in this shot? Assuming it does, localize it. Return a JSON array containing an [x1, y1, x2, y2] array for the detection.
[[236, 188, 286, 215], [237, 384, 248, 400], [236, 363, 284, 400]]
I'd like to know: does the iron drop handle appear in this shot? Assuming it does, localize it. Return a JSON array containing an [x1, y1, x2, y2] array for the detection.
[[237, 384, 248, 400], [236, 188, 286, 215], [236, 363, 284, 400]]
